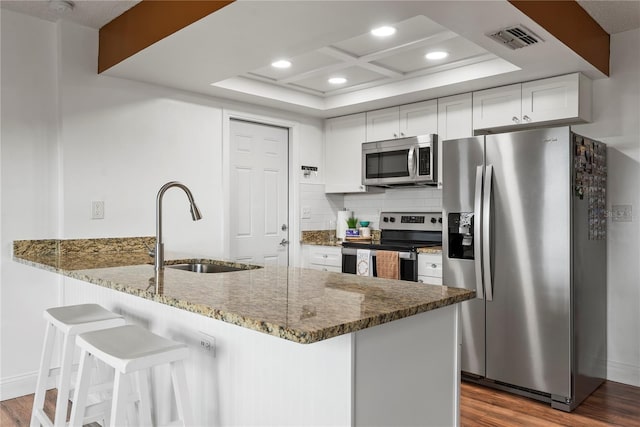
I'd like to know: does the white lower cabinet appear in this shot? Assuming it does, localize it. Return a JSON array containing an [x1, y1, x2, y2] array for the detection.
[[418, 252, 443, 285], [302, 245, 342, 272]]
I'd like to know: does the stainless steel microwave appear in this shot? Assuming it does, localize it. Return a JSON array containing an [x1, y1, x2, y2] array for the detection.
[[362, 134, 438, 187]]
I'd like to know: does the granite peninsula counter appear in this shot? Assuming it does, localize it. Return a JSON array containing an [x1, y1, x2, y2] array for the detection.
[[14, 237, 473, 426]]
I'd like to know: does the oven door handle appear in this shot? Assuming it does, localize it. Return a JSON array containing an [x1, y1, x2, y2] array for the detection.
[[341, 247, 416, 260]]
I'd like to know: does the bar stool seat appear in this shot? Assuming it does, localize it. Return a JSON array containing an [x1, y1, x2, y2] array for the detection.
[[69, 324, 193, 427], [31, 303, 126, 427]]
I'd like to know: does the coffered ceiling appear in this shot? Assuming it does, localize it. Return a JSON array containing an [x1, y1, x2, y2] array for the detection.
[[2, 1, 639, 118]]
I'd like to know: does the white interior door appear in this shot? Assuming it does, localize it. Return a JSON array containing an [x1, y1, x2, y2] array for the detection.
[[229, 119, 289, 266]]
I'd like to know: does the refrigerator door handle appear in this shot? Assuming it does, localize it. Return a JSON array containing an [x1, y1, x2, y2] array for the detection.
[[474, 165, 484, 300], [483, 165, 494, 301]]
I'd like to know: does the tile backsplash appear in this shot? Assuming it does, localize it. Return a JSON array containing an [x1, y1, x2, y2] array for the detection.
[[344, 187, 442, 230], [299, 183, 442, 231]]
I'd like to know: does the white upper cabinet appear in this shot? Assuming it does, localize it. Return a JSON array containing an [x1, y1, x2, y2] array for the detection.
[[366, 100, 437, 142], [437, 93, 473, 188], [365, 107, 399, 142], [472, 83, 522, 130], [473, 73, 592, 132], [522, 73, 591, 124], [324, 113, 368, 193], [399, 100, 438, 137]]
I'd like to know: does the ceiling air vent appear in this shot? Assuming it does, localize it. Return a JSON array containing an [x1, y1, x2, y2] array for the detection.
[[488, 25, 542, 50]]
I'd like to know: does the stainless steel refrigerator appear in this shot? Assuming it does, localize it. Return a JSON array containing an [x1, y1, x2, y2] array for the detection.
[[443, 126, 607, 411]]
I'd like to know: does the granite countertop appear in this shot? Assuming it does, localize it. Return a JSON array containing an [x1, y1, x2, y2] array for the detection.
[[300, 230, 443, 254], [13, 237, 472, 344]]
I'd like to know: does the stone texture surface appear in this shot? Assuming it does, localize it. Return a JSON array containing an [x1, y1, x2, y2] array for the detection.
[[14, 237, 470, 344]]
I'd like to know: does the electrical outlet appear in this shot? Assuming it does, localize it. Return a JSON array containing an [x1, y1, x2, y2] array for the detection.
[[198, 332, 216, 357], [91, 201, 104, 219], [611, 204, 632, 222], [301, 206, 312, 219]]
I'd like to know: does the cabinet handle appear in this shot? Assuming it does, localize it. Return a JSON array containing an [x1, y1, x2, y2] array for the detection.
[[393, 133, 398, 138], [512, 116, 520, 124], [400, 132, 405, 137], [323, 254, 328, 258], [431, 264, 437, 268], [523, 115, 531, 122]]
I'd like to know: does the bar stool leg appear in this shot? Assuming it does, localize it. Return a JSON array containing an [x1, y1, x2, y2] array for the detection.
[[171, 360, 194, 427], [110, 371, 128, 427], [30, 322, 55, 427], [136, 370, 153, 426], [68, 349, 94, 427], [53, 332, 76, 426]]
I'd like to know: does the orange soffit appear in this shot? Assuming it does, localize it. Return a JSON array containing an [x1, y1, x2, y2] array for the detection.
[[98, 0, 235, 73], [508, 0, 609, 76]]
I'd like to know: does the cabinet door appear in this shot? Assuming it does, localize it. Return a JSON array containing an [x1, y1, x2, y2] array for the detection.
[[366, 107, 399, 142], [437, 93, 472, 188], [399, 99, 438, 137], [325, 113, 367, 193], [473, 84, 521, 131], [522, 73, 581, 124]]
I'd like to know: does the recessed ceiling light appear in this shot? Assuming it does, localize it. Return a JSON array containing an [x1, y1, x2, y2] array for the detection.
[[48, 0, 74, 13], [425, 51, 449, 60], [328, 77, 347, 85], [371, 26, 396, 37], [271, 59, 292, 69]]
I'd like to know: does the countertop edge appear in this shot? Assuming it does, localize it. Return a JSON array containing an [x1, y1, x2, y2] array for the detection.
[[13, 251, 473, 345]]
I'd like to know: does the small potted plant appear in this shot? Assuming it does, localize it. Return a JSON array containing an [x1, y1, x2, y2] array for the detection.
[[345, 216, 359, 237]]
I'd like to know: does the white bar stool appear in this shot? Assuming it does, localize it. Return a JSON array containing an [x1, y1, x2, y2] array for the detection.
[[30, 303, 126, 427], [69, 324, 193, 427]]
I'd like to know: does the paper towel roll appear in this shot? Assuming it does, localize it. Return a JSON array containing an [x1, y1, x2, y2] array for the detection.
[[336, 210, 352, 240]]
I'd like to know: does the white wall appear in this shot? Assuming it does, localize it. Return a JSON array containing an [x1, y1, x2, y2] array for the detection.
[[0, 12, 325, 398], [574, 28, 640, 387], [0, 11, 63, 398]]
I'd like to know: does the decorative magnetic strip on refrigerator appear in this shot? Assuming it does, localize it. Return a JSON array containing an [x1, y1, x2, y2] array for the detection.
[[573, 133, 607, 240]]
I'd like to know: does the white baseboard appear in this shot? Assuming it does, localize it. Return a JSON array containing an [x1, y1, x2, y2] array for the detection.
[[0, 371, 38, 401], [607, 360, 640, 387]]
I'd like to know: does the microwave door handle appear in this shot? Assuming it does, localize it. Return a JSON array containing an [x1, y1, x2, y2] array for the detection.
[[407, 146, 416, 178]]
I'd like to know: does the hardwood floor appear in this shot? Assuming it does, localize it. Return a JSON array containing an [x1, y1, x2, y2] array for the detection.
[[2, 381, 639, 426], [461, 381, 640, 427]]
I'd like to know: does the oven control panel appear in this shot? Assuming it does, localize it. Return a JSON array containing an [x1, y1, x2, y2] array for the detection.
[[380, 212, 442, 231]]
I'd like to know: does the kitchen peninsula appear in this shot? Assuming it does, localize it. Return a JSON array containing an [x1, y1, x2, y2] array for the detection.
[[14, 237, 474, 426]]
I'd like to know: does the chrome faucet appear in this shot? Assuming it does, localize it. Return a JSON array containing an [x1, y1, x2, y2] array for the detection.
[[154, 181, 203, 272]]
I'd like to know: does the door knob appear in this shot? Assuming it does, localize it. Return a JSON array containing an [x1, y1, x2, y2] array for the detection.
[[281, 224, 288, 231], [279, 239, 289, 246]]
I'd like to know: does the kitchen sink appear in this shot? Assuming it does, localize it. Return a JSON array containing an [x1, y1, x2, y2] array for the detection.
[[167, 262, 259, 274]]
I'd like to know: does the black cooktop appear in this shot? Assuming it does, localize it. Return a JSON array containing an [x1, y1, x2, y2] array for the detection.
[[341, 241, 441, 252]]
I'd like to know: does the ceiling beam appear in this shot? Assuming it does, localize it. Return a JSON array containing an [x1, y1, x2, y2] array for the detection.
[[509, 0, 609, 76], [98, 0, 234, 73]]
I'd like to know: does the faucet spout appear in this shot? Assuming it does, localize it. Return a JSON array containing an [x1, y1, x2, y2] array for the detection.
[[155, 181, 203, 273]]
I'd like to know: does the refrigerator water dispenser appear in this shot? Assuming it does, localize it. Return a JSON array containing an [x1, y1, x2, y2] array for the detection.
[[448, 213, 475, 259]]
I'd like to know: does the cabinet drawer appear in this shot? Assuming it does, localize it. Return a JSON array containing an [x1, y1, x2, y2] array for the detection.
[[418, 253, 442, 278], [309, 252, 341, 267], [418, 275, 443, 286], [303, 246, 342, 270]]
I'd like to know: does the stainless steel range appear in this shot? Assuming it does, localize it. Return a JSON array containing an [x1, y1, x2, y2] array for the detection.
[[341, 212, 442, 281]]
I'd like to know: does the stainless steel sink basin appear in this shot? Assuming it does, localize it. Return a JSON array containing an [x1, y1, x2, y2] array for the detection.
[[168, 262, 257, 274]]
